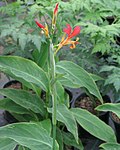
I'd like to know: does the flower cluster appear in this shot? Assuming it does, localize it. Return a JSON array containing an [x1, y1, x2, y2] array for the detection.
[[35, 3, 80, 54]]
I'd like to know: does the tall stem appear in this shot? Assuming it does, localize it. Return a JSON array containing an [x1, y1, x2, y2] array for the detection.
[[50, 41, 57, 150]]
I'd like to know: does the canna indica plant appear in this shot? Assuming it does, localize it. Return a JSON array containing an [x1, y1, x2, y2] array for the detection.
[[0, 3, 117, 150]]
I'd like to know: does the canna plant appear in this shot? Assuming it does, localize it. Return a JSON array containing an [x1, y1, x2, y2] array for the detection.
[[0, 3, 118, 150]]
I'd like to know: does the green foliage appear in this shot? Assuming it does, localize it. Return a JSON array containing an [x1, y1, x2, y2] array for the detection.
[[0, 55, 116, 149], [100, 65, 120, 92]]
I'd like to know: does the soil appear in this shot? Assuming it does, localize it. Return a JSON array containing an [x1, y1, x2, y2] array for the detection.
[[74, 95, 101, 115], [111, 112, 120, 124], [4, 81, 22, 89]]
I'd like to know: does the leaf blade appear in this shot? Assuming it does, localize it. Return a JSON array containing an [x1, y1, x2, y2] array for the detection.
[[0, 89, 45, 116], [0, 56, 49, 91], [56, 61, 103, 103], [0, 120, 59, 150], [96, 103, 120, 118], [71, 108, 116, 143]]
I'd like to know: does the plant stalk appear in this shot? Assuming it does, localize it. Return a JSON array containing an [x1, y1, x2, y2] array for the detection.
[[50, 41, 57, 150]]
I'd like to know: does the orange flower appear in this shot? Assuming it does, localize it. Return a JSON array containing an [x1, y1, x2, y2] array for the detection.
[[35, 19, 49, 37], [52, 3, 59, 27], [55, 24, 80, 54]]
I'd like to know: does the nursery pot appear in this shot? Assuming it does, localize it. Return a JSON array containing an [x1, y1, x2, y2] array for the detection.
[[3, 80, 22, 123], [110, 102, 120, 143]]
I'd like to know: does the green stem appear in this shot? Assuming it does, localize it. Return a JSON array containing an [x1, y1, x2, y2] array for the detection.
[[49, 41, 57, 150], [53, 124, 56, 150]]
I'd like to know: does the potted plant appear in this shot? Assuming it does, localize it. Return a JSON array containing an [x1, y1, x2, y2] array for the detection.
[[0, 3, 118, 150]]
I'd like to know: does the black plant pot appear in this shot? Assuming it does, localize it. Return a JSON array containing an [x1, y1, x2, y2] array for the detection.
[[111, 115, 120, 143], [110, 102, 120, 143]]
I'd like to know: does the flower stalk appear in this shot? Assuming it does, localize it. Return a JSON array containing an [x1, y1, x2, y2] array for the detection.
[[49, 41, 57, 150]]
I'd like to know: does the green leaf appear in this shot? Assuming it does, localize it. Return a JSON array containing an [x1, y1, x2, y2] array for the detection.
[[0, 138, 17, 150], [0, 89, 45, 116], [71, 108, 116, 143], [100, 143, 120, 150], [48, 104, 78, 143], [32, 42, 49, 68], [62, 131, 84, 150], [0, 120, 59, 150], [96, 103, 120, 118], [0, 98, 30, 114], [0, 56, 49, 92], [56, 61, 103, 103]]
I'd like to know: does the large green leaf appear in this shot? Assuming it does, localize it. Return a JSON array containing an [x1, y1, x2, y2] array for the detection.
[[0, 119, 59, 150], [56, 61, 103, 103], [96, 103, 120, 118], [0, 56, 49, 91], [0, 138, 17, 150], [71, 108, 116, 143], [0, 98, 30, 114], [48, 104, 78, 143], [0, 89, 45, 116], [100, 143, 120, 150]]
